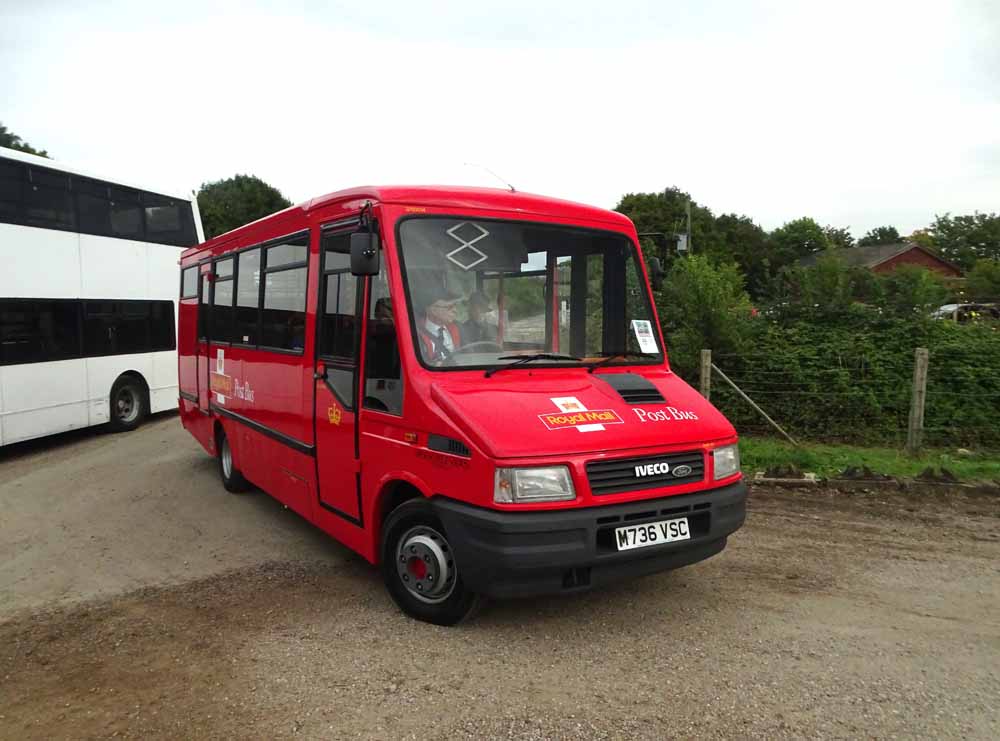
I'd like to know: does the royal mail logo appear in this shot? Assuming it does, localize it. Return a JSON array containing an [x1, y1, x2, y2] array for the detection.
[[539, 396, 624, 432]]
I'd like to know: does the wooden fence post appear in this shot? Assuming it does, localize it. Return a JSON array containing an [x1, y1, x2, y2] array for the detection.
[[700, 349, 712, 400], [906, 347, 929, 455]]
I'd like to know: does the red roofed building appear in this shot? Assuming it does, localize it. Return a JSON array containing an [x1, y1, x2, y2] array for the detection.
[[799, 242, 962, 277]]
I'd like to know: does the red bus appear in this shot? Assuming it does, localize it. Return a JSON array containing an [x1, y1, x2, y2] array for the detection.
[[177, 186, 747, 625]]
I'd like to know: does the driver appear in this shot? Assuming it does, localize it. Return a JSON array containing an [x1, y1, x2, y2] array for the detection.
[[415, 286, 464, 364]]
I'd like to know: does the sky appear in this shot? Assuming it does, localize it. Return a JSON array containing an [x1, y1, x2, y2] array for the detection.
[[2, 0, 998, 238]]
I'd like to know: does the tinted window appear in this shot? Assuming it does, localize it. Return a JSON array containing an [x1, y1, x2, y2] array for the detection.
[[110, 186, 143, 239], [144, 192, 197, 246], [235, 248, 261, 345], [261, 267, 307, 350], [0, 300, 80, 365], [0, 159, 24, 222], [212, 277, 234, 343], [181, 266, 199, 299], [0, 157, 198, 247], [24, 168, 75, 229], [82, 300, 174, 357]]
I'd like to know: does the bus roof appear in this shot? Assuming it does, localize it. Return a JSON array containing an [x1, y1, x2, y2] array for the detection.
[[0, 145, 193, 203], [185, 185, 633, 258]]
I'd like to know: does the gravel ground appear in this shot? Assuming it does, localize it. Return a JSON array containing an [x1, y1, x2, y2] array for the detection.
[[1, 415, 998, 739]]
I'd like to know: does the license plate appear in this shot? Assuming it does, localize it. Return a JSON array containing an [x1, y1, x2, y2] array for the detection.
[[614, 517, 690, 551]]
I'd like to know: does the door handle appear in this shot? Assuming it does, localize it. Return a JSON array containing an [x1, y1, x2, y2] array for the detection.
[[314, 362, 327, 380]]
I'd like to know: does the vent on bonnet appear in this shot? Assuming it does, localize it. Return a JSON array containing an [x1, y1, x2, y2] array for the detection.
[[596, 373, 665, 405]]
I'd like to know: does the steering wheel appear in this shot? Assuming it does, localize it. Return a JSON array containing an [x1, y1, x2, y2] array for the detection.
[[454, 341, 503, 353]]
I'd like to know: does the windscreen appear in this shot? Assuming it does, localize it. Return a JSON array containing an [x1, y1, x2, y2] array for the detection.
[[397, 217, 662, 370]]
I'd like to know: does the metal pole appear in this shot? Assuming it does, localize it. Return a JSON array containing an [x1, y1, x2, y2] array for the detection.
[[685, 197, 692, 254], [712, 363, 798, 446], [906, 348, 929, 455]]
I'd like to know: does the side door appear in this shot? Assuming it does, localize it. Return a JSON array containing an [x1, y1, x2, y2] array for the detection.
[[314, 227, 365, 523], [196, 268, 212, 412]]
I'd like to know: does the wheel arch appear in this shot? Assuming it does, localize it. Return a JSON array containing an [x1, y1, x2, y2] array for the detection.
[[370, 474, 433, 564]]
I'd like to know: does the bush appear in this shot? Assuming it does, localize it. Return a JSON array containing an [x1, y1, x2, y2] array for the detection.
[[657, 255, 753, 376]]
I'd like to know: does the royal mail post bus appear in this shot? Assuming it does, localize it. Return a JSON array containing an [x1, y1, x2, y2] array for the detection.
[[178, 186, 747, 624], [0, 146, 203, 446]]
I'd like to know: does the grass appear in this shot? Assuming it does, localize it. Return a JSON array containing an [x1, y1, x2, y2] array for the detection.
[[739, 435, 1000, 482]]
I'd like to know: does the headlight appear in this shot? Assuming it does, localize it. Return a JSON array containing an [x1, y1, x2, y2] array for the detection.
[[713, 444, 740, 480], [494, 466, 575, 503]]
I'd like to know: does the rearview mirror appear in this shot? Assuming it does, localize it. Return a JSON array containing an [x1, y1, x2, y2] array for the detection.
[[647, 256, 665, 291], [350, 231, 380, 276]]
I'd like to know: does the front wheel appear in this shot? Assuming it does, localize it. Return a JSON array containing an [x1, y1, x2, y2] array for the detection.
[[381, 499, 481, 625]]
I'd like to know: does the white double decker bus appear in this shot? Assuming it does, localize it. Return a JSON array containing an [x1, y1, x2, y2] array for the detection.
[[0, 146, 203, 445]]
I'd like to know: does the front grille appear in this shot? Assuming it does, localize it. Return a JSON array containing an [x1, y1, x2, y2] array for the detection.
[[586, 450, 704, 495]]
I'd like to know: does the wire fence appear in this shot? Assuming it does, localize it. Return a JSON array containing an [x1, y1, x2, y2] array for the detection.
[[695, 349, 1000, 451]]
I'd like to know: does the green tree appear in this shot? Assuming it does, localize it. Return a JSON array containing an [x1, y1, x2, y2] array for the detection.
[[800, 250, 855, 315], [858, 225, 901, 246], [614, 188, 722, 266], [878, 265, 949, 319], [658, 255, 752, 375], [0, 122, 49, 157], [715, 213, 773, 299], [769, 217, 829, 266], [197, 175, 292, 239], [824, 225, 855, 249], [928, 212, 1000, 270], [967, 259, 1000, 300]]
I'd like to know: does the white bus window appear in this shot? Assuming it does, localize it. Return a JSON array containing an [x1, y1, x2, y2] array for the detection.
[[109, 186, 143, 239], [0, 300, 80, 366], [25, 168, 74, 230], [0, 159, 24, 221]]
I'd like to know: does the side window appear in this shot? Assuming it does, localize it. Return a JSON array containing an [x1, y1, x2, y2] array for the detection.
[[180, 266, 199, 299], [364, 263, 402, 415], [76, 178, 112, 235], [211, 257, 234, 343], [0, 158, 24, 224], [149, 301, 176, 351], [261, 234, 308, 351], [109, 186, 144, 240], [198, 273, 210, 340], [319, 230, 361, 407], [114, 301, 150, 354], [25, 167, 75, 230], [144, 192, 198, 247], [0, 300, 81, 366], [234, 247, 261, 345]]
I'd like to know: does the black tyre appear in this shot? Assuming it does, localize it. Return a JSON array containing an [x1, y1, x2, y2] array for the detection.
[[108, 375, 147, 433], [381, 499, 482, 626], [217, 430, 251, 493]]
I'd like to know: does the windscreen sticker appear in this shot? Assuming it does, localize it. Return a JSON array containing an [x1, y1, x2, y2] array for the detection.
[[631, 320, 659, 354], [539, 397, 624, 432]]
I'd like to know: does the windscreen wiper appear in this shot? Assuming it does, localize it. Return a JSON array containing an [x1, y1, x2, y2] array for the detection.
[[587, 351, 658, 373], [484, 353, 583, 378]]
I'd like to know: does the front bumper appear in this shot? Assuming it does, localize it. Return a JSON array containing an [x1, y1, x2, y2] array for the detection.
[[431, 480, 748, 599]]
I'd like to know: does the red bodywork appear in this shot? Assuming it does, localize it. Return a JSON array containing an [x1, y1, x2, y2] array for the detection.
[[177, 186, 741, 565]]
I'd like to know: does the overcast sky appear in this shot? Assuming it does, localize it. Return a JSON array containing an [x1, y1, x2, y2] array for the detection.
[[2, 0, 997, 237]]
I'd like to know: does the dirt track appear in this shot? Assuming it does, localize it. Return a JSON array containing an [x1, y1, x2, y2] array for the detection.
[[1, 415, 998, 739]]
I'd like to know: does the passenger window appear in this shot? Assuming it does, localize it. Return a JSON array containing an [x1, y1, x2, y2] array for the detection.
[[234, 248, 261, 345], [211, 258, 235, 343], [76, 179, 112, 235], [149, 301, 176, 351], [364, 264, 402, 415], [109, 186, 144, 239], [24, 168, 75, 230], [0, 159, 24, 223], [198, 273, 210, 340], [260, 240, 308, 352], [181, 266, 199, 299], [0, 300, 81, 366]]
